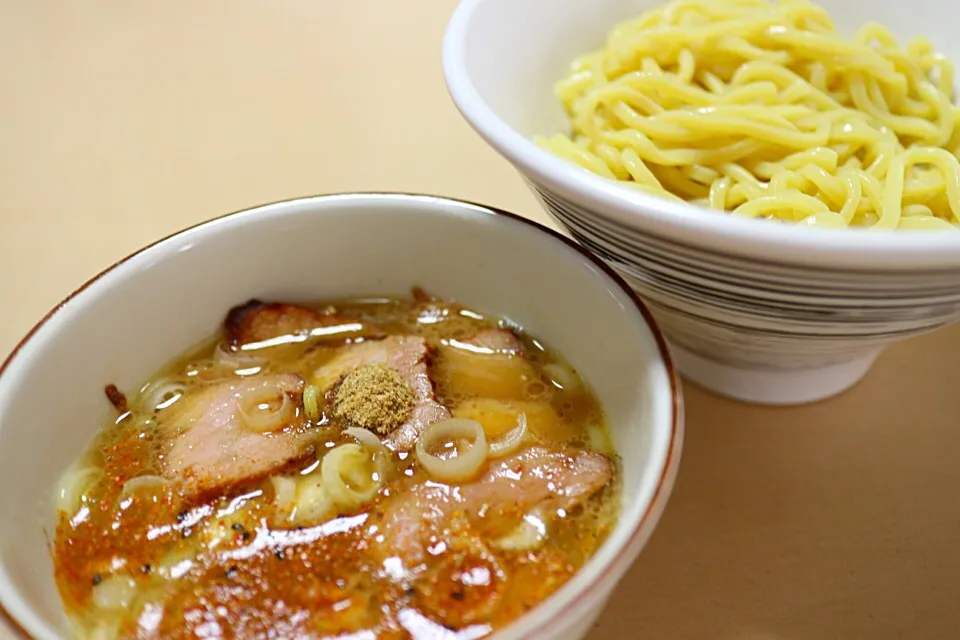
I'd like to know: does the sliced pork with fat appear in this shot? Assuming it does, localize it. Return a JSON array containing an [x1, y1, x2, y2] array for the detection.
[[374, 445, 615, 569], [156, 374, 313, 500], [225, 300, 382, 348], [459, 328, 522, 354]]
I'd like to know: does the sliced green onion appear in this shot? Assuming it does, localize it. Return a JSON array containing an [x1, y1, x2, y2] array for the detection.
[[303, 384, 320, 422]]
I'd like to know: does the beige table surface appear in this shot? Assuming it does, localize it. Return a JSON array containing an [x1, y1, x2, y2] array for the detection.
[[3, 2, 960, 638]]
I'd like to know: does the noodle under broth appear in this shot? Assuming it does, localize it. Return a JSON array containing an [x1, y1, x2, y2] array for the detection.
[[51, 290, 621, 639]]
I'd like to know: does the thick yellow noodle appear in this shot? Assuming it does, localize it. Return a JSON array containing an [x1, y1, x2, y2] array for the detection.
[[537, 0, 960, 229]]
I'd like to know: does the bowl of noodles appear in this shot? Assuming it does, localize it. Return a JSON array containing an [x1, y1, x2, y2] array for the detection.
[[0, 194, 681, 640], [443, 0, 960, 404]]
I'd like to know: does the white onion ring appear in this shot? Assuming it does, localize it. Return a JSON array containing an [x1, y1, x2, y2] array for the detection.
[[184, 359, 236, 383], [488, 413, 528, 459], [119, 475, 170, 499], [238, 384, 294, 433], [344, 427, 394, 482], [56, 466, 101, 515], [139, 379, 188, 412], [213, 341, 265, 370], [321, 444, 380, 510], [415, 418, 488, 483], [542, 362, 579, 390]]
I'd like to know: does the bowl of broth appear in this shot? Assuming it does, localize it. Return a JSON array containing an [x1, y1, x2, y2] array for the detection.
[[0, 193, 681, 640], [443, 0, 960, 405]]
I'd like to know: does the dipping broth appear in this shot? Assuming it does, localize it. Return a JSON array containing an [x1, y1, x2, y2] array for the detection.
[[52, 288, 620, 639]]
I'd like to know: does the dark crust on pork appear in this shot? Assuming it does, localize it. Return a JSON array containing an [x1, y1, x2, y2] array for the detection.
[[225, 299, 311, 347], [224, 299, 268, 345], [224, 299, 382, 348], [177, 443, 317, 506]]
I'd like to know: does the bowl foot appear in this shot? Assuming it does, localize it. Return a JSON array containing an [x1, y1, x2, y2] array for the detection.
[[671, 345, 881, 405]]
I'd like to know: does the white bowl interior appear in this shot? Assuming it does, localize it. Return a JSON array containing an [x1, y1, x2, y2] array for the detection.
[[459, 0, 960, 139], [0, 194, 675, 639]]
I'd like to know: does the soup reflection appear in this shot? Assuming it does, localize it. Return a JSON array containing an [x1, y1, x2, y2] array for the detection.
[[53, 288, 621, 639]]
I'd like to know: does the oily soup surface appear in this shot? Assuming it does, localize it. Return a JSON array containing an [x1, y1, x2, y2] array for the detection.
[[52, 291, 620, 639]]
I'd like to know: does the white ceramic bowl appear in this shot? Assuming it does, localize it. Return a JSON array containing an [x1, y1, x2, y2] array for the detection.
[[0, 194, 681, 640], [443, 0, 960, 405]]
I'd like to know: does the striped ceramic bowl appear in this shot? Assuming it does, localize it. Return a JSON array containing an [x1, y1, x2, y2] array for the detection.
[[442, 0, 960, 404]]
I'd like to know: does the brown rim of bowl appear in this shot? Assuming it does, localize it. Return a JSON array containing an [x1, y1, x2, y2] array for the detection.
[[0, 192, 681, 640]]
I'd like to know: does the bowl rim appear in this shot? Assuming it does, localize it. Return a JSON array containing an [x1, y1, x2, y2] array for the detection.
[[442, 0, 960, 270], [0, 192, 682, 640]]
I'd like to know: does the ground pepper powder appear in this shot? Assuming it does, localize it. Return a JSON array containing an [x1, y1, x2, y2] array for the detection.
[[333, 364, 414, 433]]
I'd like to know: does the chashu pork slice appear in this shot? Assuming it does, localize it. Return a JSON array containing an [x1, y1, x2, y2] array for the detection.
[[312, 336, 450, 451], [224, 300, 383, 349], [373, 445, 615, 569], [156, 373, 313, 500]]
